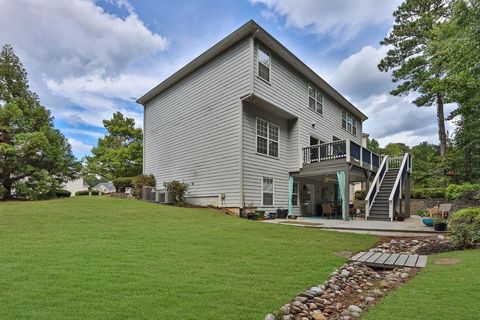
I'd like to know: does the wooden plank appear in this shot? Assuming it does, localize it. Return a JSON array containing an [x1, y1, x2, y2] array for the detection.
[[384, 254, 400, 265], [357, 252, 375, 262], [415, 255, 428, 268], [350, 252, 367, 261], [405, 255, 419, 267], [365, 252, 383, 263], [372, 253, 391, 266], [394, 254, 410, 267]]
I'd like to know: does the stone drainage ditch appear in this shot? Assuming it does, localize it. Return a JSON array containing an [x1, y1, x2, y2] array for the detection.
[[265, 236, 452, 320]]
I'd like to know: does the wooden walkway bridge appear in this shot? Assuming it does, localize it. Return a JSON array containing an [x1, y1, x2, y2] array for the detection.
[[350, 252, 428, 268]]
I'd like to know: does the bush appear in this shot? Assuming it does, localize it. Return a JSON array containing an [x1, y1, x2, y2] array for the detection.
[[411, 188, 446, 199], [416, 208, 427, 217], [354, 190, 366, 200], [445, 183, 480, 200], [75, 190, 100, 196], [132, 174, 156, 199], [164, 180, 189, 205], [55, 189, 71, 198], [112, 177, 133, 193], [450, 207, 480, 248]]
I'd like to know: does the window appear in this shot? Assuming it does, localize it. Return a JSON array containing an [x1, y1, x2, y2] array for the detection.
[[342, 109, 358, 136], [257, 46, 271, 82], [308, 84, 323, 114], [292, 181, 299, 206], [262, 177, 274, 206], [256, 118, 279, 158]]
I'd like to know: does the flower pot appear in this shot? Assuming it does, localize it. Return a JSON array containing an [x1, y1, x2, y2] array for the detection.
[[433, 222, 447, 231], [422, 218, 434, 227]]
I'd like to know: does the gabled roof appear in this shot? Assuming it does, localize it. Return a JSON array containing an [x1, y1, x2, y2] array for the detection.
[[93, 182, 116, 192], [137, 20, 367, 121]]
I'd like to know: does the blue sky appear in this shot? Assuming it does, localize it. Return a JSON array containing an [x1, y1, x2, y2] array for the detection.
[[0, 0, 456, 158]]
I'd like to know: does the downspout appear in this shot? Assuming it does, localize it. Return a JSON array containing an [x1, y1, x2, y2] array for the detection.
[[239, 30, 259, 212]]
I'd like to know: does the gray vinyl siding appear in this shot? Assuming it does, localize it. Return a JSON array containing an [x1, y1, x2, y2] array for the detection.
[[144, 38, 251, 207], [242, 103, 290, 208], [253, 40, 363, 172]]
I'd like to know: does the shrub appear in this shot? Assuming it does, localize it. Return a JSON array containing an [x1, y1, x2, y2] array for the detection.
[[411, 188, 446, 199], [132, 174, 156, 199], [55, 189, 71, 198], [445, 183, 480, 200], [112, 177, 133, 193], [75, 190, 99, 196], [354, 190, 366, 201], [416, 208, 427, 217], [450, 207, 480, 248], [164, 180, 189, 205]]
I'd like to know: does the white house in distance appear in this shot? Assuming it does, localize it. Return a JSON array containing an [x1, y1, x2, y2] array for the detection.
[[93, 182, 116, 194], [63, 178, 88, 196], [138, 20, 412, 221]]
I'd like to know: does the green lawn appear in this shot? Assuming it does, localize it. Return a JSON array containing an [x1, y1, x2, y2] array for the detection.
[[0, 197, 376, 320], [364, 250, 480, 320]]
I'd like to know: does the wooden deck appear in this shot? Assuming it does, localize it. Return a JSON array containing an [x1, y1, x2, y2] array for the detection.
[[350, 252, 428, 268]]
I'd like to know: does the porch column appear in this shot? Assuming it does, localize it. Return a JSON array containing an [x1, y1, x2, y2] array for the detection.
[[336, 170, 349, 221], [288, 176, 294, 216]]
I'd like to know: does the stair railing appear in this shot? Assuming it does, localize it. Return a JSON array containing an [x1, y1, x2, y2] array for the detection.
[[365, 155, 389, 219], [388, 153, 411, 221]]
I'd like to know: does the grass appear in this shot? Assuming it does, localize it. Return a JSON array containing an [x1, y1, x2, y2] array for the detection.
[[0, 197, 376, 320], [364, 250, 480, 320]]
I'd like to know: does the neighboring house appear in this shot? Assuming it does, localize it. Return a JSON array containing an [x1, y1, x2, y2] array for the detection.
[[93, 182, 116, 194], [138, 20, 412, 221], [63, 178, 88, 196]]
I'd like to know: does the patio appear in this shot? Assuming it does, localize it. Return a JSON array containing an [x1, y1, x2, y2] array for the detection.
[[264, 215, 446, 237]]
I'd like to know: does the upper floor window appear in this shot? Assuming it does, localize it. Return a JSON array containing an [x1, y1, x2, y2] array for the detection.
[[257, 46, 271, 82], [342, 110, 357, 136], [256, 117, 279, 158], [308, 84, 323, 114]]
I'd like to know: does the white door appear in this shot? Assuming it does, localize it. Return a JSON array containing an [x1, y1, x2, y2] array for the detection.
[[302, 183, 315, 216]]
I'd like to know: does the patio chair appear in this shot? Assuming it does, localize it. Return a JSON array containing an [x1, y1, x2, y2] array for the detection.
[[438, 203, 453, 218], [322, 203, 333, 219]]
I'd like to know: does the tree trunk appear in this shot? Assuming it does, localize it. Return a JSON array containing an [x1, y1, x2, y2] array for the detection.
[[2, 180, 13, 200], [437, 93, 447, 156]]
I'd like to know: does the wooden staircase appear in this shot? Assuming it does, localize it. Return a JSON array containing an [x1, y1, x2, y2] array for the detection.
[[368, 169, 399, 221]]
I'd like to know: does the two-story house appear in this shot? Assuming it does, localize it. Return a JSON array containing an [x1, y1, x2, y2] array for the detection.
[[138, 20, 412, 221]]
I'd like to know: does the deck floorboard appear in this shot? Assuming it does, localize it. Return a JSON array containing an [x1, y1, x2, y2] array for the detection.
[[350, 252, 428, 268]]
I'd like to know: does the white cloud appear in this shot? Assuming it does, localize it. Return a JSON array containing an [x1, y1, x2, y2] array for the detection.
[[68, 138, 93, 156], [328, 44, 457, 147], [332, 46, 391, 100], [63, 128, 104, 139], [250, 0, 402, 40], [0, 0, 168, 128]]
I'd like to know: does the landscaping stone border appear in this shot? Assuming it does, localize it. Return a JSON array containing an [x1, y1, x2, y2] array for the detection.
[[265, 236, 450, 320]]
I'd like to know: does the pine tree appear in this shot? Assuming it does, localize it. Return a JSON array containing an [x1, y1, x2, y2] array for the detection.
[[0, 44, 79, 199], [378, 0, 451, 156]]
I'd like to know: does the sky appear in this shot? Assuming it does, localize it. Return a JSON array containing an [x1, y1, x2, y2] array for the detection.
[[0, 0, 456, 159]]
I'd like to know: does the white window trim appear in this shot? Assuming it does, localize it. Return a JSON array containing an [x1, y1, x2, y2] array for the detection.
[[261, 177, 274, 207], [256, 44, 271, 83], [342, 109, 358, 136], [292, 181, 299, 207], [255, 117, 280, 159], [308, 83, 323, 115]]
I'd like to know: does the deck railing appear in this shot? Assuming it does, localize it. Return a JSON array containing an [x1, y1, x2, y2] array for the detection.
[[365, 155, 389, 218], [388, 153, 412, 220], [302, 139, 381, 171]]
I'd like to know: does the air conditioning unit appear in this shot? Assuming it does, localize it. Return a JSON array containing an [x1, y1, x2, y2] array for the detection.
[[156, 190, 173, 204]]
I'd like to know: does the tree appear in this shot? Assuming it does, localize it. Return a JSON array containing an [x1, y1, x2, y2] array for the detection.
[[411, 142, 443, 187], [383, 142, 411, 156], [428, 0, 480, 182], [367, 138, 383, 154], [84, 111, 142, 180], [378, 0, 451, 156], [0, 44, 79, 199]]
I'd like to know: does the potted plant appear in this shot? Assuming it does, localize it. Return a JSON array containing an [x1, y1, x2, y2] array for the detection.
[[433, 215, 448, 231]]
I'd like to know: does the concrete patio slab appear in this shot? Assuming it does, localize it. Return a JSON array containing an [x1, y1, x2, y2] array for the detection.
[[264, 215, 445, 237]]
